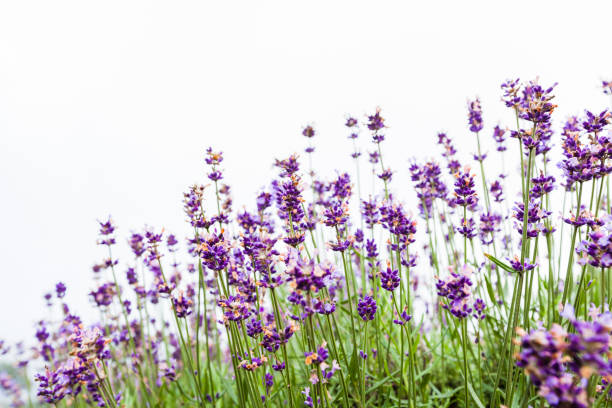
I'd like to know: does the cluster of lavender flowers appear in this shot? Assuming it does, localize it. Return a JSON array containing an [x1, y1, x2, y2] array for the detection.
[[515, 306, 612, 407], [1, 77, 612, 408], [436, 265, 485, 319]]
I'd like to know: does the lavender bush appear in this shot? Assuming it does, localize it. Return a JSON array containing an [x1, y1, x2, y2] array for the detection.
[[2, 78, 612, 407]]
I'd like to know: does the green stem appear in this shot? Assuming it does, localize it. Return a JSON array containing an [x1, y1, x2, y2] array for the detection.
[[461, 319, 470, 408], [560, 182, 584, 316]]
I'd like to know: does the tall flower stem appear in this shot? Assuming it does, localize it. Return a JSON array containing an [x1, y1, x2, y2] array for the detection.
[[493, 139, 534, 407], [505, 142, 536, 405], [107, 247, 153, 406], [559, 182, 584, 316], [323, 314, 351, 408], [463, 206, 468, 265], [504, 272, 524, 406], [475, 132, 491, 212], [361, 322, 368, 407], [162, 271, 203, 403], [270, 288, 296, 408], [392, 294, 416, 408], [376, 141, 389, 199], [339, 250, 358, 358], [573, 177, 606, 316], [523, 236, 539, 330], [461, 318, 470, 408]]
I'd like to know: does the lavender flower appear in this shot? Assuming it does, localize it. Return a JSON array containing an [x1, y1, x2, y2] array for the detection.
[[0, 372, 25, 407], [361, 198, 379, 229], [357, 295, 377, 321], [166, 234, 178, 252], [380, 266, 400, 292], [205, 147, 224, 182], [467, 98, 483, 133], [515, 307, 612, 407], [393, 309, 412, 326], [437, 132, 457, 159], [69, 326, 110, 362], [473, 298, 486, 320], [492, 125, 507, 151], [345, 117, 358, 128], [515, 324, 587, 407], [410, 160, 448, 218], [513, 199, 551, 238], [125, 267, 138, 285], [239, 355, 267, 371], [97, 217, 116, 246], [172, 291, 193, 318], [519, 79, 557, 124], [501, 78, 521, 108], [490, 178, 504, 202], [304, 342, 329, 366], [55, 282, 66, 299], [367, 108, 385, 132], [314, 300, 336, 315], [35, 367, 66, 404], [198, 230, 230, 271], [478, 212, 501, 245], [246, 317, 263, 337], [285, 252, 337, 295], [302, 125, 315, 138], [453, 169, 478, 208], [263, 372, 273, 395], [456, 217, 477, 239], [530, 173, 555, 199], [217, 295, 251, 323], [89, 283, 116, 307], [378, 168, 393, 182], [273, 155, 306, 246], [579, 217, 612, 267], [379, 201, 417, 243], [581, 109, 610, 134], [436, 265, 474, 319], [128, 232, 146, 257], [508, 256, 537, 273]]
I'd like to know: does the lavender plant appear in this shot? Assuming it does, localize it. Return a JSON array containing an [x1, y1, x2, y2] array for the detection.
[[2, 78, 612, 408]]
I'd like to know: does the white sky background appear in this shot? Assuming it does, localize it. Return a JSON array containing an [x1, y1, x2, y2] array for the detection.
[[1, 0, 611, 344]]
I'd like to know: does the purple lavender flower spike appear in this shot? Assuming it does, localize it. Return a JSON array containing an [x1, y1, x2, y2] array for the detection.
[[436, 265, 475, 319], [357, 295, 377, 321], [380, 265, 400, 292], [467, 98, 483, 133], [55, 282, 66, 299], [492, 125, 507, 151]]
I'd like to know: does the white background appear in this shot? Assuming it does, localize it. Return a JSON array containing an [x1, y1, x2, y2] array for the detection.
[[1, 0, 611, 344]]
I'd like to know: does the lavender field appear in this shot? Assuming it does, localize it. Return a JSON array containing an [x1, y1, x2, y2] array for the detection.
[[1, 78, 612, 407]]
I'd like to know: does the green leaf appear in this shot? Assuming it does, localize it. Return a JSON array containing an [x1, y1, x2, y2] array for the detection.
[[467, 383, 486, 408], [414, 363, 434, 381], [484, 253, 517, 274], [348, 348, 359, 384], [484, 274, 497, 304], [367, 369, 400, 393]]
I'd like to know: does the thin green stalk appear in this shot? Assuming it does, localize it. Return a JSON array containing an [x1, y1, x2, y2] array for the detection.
[[270, 288, 296, 408], [361, 322, 368, 407], [339, 250, 358, 357], [475, 131, 492, 212], [559, 182, 584, 315], [461, 319, 470, 408]]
